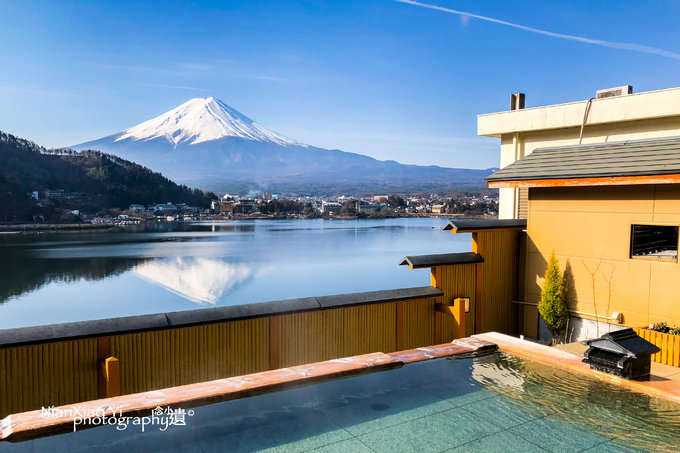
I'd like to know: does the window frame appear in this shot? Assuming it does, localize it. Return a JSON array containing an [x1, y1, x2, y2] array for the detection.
[[629, 223, 679, 263]]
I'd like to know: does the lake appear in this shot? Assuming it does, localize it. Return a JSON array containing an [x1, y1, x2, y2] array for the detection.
[[0, 218, 470, 329]]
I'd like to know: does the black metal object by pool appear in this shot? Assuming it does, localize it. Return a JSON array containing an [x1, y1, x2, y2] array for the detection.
[[581, 328, 660, 379]]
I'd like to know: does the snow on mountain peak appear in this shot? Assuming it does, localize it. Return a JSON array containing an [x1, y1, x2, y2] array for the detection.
[[115, 97, 304, 147]]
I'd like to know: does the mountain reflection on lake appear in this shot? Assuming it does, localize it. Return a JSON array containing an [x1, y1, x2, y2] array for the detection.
[[0, 218, 469, 329], [134, 258, 260, 305]]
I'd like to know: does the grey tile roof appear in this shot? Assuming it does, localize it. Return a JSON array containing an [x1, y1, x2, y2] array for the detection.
[[443, 219, 527, 232], [399, 252, 484, 269], [486, 136, 680, 182]]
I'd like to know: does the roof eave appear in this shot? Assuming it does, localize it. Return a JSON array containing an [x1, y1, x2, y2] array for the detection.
[[487, 173, 680, 189]]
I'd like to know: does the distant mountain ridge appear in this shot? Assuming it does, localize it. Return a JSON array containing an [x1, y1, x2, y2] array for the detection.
[[73, 97, 495, 194], [0, 130, 215, 222]]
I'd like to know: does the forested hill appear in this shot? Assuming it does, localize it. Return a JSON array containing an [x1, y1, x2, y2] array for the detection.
[[0, 130, 216, 222]]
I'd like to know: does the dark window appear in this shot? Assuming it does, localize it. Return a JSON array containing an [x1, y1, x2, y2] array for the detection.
[[630, 225, 678, 260]]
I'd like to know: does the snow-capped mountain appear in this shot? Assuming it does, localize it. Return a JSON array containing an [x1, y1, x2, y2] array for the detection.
[[114, 97, 303, 147], [72, 98, 493, 193]]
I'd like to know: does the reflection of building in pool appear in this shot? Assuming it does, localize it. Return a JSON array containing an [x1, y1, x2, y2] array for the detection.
[[481, 86, 680, 341]]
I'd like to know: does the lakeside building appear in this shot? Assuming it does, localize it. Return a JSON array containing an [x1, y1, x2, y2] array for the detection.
[[480, 86, 680, 340], [218, 199, 235, 214], [480, 86, 680, 219], [320, 201, 341, 215], [356, 202, 385, 214], [233, 198, 257, 214]]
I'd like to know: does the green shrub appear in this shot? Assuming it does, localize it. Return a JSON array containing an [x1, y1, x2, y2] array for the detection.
[[539, 253, 569, 337]]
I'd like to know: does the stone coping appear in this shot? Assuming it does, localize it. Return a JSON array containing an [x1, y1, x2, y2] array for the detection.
[[0, 286, 443, 348], [6, 332, 680, 443], [0, 337, 495, 442]]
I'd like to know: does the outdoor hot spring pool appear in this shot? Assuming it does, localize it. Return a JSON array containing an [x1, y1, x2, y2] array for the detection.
[[5, 351, 680, 452]]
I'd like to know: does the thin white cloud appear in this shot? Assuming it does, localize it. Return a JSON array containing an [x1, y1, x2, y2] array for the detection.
[[141, 83, 207, 91], [395, 0, 680, 60]]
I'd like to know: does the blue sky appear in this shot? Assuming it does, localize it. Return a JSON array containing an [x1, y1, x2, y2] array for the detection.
[[1, 0, 680, 169]]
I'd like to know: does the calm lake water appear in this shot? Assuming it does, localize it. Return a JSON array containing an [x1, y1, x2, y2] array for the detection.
[[0, 218, 470, 330]]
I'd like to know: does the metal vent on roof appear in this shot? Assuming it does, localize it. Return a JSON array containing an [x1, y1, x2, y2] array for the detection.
[[596, 85, 633, 99], [510, 93, 525, 110]]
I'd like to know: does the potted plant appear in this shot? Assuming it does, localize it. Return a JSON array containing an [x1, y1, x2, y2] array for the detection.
[[634, 322, 680, 367]]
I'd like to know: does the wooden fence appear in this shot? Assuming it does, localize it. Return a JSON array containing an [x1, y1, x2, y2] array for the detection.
[[0, 288, 443, 417]]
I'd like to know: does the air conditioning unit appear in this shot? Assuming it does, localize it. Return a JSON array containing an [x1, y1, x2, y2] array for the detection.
[[596, 85, 633, 99]]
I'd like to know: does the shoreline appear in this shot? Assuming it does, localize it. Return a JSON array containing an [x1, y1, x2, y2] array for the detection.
[[0, 214, 496, 233], [0, 223, 120, 233]]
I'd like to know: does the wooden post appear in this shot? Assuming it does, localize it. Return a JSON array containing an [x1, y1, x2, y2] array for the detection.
[[452, 298, 467, 339], [396, 302, 404, 350], [269, 316, 280, 370], [431, 266, 443, 343], [435, 298, 467, 340], [97, 336, 120, 398], [472, 232, 483, 334], [98, 356, 120, 398]]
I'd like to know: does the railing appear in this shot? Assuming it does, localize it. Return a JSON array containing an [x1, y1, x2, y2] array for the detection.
[[0, 286, 444, 417], [634, 327, 680, 367]]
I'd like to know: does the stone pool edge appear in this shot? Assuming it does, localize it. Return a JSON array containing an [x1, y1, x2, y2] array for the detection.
[[476, 332, 680, 405], [0, 338, 495, 443], [7, 332, 680, 444]]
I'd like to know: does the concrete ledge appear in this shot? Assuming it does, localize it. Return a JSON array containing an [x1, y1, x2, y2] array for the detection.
[[317, 286, 442, 308], [0, 286, 443, 348]]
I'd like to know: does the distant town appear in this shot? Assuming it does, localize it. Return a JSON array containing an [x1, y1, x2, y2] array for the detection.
[[22, 188, 498, 227]]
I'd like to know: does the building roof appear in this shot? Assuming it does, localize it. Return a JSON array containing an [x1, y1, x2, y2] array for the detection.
[[399, 252, 484, 269], [478, 86, 680, 138], [486, 136, 680, 188], [443, 219, 527, 233]]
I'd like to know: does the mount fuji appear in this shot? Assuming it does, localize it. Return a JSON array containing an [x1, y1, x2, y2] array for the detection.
[[72, 97, 493, 193]]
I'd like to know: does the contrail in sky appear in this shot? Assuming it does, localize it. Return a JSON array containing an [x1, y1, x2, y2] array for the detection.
[[395, 0, 680, 60]]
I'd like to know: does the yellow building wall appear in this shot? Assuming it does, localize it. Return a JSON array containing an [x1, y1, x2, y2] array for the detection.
[[525, 184, 680, 329]]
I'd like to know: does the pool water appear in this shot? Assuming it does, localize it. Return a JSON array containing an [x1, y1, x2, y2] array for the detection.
[[5, 352, 680, 452]]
